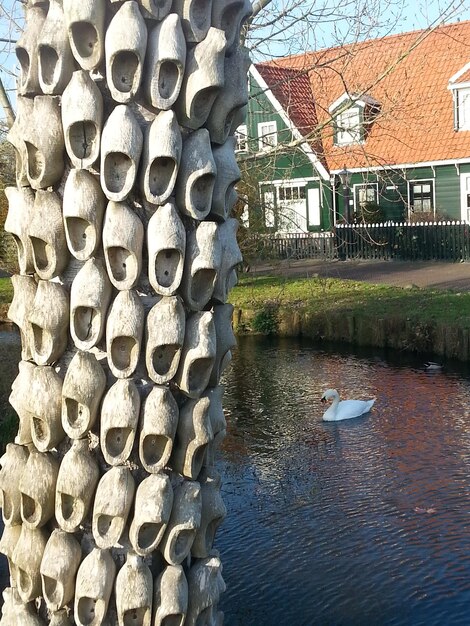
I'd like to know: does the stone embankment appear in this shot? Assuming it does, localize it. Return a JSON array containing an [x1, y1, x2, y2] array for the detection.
[[232, 306, 469, 361], [233, 259, 470, 361]]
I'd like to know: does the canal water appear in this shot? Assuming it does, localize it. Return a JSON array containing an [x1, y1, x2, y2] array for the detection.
[[217, 336, 470, 626], [1, 331, 470, 625]]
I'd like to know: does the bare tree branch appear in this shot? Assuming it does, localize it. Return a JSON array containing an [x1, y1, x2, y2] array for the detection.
[[0, 77, 15, 128], [251, 0, 273, 19]]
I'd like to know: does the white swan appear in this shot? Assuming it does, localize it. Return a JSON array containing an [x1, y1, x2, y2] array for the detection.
[[424, 361, 442, 371], [321, 388, 375, 422]]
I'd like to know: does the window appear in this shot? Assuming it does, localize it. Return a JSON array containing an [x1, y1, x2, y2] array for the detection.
[[410, 181, 433, 213], [235, 124, 248, 152], [258, 121, 277, 150], [330, 93, 379, 146], [335, 107, 361, 145], [356, 184, 378, 207], [455, 88, 470, 131], [277, 185, 306, 201]]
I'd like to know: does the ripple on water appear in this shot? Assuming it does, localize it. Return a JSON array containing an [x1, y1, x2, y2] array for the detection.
[[216, 337, 470, 626]]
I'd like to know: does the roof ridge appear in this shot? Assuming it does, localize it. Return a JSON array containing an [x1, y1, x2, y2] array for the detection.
[[256, 19, 470, 66], [250, 19, 470, 172]]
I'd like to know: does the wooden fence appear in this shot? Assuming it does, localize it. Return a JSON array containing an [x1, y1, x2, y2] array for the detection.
[[245, 231, 335, 261], [245, 222, 470, 262], [335, 221, 470, 261]]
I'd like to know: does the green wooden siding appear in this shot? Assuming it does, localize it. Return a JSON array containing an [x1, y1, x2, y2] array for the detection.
[[321, 184, 334, 230], [435, 165, 460, 219], [243, 71, 470, 230], [246, 74, 315, 181]]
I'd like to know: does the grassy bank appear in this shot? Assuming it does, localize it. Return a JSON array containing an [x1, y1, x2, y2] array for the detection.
[[1, 272, 470, 357], [0, 277, 12, 303], [0, 277, 13, 325], [229, 275, 470, 359]]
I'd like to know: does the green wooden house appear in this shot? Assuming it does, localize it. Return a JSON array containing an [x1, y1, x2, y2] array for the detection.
[[237, 21, 470, 233]]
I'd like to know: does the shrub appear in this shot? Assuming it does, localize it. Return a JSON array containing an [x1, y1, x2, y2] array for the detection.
[[354, 202, 386, 224], [252, 304, 279, 334]]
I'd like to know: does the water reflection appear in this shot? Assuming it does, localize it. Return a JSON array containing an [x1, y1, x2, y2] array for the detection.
[[217, 337, 470, 626], [0, 330, 469, 624], [0, 330, 21, 596]]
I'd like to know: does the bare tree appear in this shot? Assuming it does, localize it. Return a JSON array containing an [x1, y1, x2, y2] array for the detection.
[[0, 0, 24, 126], [235, 0, 470, 261]]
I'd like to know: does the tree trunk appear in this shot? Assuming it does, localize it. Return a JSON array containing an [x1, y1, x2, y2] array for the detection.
[[0, 1, 251, 623]]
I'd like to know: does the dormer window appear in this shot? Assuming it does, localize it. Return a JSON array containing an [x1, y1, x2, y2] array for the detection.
[[448, 63, 470, 131], [258, 121, 278, 150], [335, 107, 361, 145], [453, 87, 470, 130], [330, 92, 379, 147]]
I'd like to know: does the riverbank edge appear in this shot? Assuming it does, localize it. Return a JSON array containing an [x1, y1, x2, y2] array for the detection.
[[232, 306, 470, 362], [0, 296, 465, 362]]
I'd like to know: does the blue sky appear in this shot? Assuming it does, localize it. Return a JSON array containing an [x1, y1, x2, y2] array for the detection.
[[1, 0, 470, 121], [0, 0, 23, 108], [250, 0, 470, 60]]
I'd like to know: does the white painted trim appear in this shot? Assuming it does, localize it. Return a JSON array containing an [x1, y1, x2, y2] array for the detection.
[[258, 178, 324, 231], [332, 180, 337, 226], [460, 172, 470, 221], [328, 91, 379, 113], [249, 64, 330, 181], [449, 60, 470, 85], [307, 187, 321, 226], [448, 81, 470, 91], [260, 176, 321, 185], [330, 157, 470, 175]]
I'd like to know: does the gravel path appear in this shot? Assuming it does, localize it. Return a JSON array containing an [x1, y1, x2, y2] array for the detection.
[[249, 259, 470, 291]]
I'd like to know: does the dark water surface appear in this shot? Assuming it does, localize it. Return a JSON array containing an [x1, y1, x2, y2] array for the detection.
[[217, 336, 470, 626], [1, 331, 470, 625]]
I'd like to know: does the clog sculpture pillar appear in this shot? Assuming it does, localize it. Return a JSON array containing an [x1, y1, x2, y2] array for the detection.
[[2, 0, 250, 623]]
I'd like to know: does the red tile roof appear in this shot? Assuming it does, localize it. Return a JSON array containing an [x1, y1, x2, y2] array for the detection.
[[255, 63, 326, 167], [256, 21, 470, 172]]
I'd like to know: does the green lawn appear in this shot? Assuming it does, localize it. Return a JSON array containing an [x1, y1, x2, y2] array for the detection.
[[0, 277, 12, 304], [0, 272, 468, 328], [229, 275, 470, 328]]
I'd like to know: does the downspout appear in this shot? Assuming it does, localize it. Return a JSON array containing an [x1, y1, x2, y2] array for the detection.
[[330, 174, 337, 228]]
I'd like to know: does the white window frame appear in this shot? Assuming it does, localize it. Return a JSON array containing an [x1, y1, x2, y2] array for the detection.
[[455, 87, 470, 131], [235, 124, 248, 152], [262, 189, 275, 227], [335, 107, 361, 145], [276, 183, 307, 203], [258, 121, 278, 151], [354, 183, 379, 211]]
